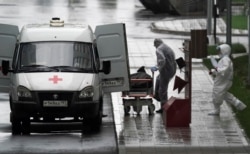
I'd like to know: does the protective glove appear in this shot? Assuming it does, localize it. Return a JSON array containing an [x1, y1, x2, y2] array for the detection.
[[150, 66, 158, 72], [209, 68, 216, 75]]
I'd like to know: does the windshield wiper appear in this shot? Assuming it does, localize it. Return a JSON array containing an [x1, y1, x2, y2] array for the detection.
[[50, 66, 91, 72], [20, 65, 92, 72], [20, 65, 59, 72]]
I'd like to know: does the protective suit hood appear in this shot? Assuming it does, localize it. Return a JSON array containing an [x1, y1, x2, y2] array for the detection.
[[217, 44, 231, 57]]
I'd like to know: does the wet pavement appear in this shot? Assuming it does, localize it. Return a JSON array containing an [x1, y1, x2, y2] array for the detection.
[[113, 39, 250, 154], [0, 93, 118, 154], [0, 0, 249, 154], [151, 18, 248, 36]]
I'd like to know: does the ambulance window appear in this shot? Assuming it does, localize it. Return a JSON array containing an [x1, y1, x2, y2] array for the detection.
[[73, 42, 92, 69], [12, 43, 20, 70], [20, 44, 36, 66], [93, 43, 100, 72], [18, 42, 94, 73]]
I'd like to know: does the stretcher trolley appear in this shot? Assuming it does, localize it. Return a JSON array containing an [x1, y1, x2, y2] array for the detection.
[[122, 72, 155, 115]]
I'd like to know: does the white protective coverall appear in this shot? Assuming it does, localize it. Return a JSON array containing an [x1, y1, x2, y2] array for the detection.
[[152, 39, 176, 108], [209, 44, 246, 115]]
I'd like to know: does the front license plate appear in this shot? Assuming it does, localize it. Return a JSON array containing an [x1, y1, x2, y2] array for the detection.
[[43, 100, 68, 107]]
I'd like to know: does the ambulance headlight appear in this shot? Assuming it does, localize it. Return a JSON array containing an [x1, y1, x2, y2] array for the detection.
[[79, 86, 94, 100], [17, 86, 32, 99]]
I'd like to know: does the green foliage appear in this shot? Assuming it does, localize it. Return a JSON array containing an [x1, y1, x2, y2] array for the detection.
[[207, 45, 217, 55], [203, 59, 213, 70], [207, 43, 246, 55], [231, 15, 247, 30], [232, 0, 247, 3], [232, 43, 247, 53], [229, 56, 250, 137], [222, 5, 247, 30], [207, 0, 249, 138]]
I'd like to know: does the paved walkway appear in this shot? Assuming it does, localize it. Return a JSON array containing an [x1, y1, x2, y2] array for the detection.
[[151, 17, 248, 36], [150, 17, 249, 52], [111, 18, 250, 154]]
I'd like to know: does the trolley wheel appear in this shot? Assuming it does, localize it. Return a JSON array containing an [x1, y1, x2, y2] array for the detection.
[[148, 104, 155, 115], [133, 105, 142, 114], [124, 106, 131, 115]]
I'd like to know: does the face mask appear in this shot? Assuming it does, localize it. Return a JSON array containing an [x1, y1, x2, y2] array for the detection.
[[216, 47, 222, 58]]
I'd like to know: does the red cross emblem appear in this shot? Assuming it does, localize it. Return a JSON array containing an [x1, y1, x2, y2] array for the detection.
[[49, 75, 63, 84]]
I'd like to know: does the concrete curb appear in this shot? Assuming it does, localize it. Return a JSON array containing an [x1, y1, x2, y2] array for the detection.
[[151, 18, 248, 36]]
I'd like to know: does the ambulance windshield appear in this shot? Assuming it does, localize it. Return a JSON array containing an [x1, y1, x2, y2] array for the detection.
[[18, 42, 96, 73]]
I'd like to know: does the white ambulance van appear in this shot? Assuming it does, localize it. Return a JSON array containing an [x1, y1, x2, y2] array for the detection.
[[0, 18, 130, 134]]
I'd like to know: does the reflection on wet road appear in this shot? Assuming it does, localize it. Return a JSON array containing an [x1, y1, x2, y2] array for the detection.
[[0, 0, 146, 153], [0, 93, 117, 154], [0, 128, 116, 154], [0, 0, 174, 39]]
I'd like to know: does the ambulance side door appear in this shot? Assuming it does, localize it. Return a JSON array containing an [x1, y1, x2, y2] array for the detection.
[[95, 23, 130, 93], [0, 24, 19, 93]]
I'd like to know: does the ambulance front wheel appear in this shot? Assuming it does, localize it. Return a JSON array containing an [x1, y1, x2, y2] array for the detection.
[[82, 111, 102, 133], [10, 112, 21, 135], [22, 117, 31, 135], [10, 113, 30, 135]]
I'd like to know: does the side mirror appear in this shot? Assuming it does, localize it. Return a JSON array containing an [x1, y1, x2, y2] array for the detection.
[[102, 61, 111, 74], [2, 60, 10, 76]]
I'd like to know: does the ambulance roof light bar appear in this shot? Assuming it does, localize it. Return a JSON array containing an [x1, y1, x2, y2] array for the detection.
[[50, 17, 64, 27]]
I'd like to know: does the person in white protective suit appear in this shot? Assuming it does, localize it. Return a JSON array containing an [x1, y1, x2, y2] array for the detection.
[[151, 39, 176, 113], [208, 44, 247, 115]]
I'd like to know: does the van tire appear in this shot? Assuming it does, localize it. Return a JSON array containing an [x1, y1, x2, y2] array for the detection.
[[82, 111, 102, 132], [11, 113, 21, 135], [92, 111, 102, 131], [22, 118, 31, 135]]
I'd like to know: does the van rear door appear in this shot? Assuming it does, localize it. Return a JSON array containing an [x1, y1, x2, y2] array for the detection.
[[0, 24, 19, 92], [95, 23, 130, 93]]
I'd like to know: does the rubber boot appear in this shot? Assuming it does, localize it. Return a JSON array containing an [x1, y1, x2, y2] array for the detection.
[[236, 102, 247, 111], [208, 104, 220, 116]]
